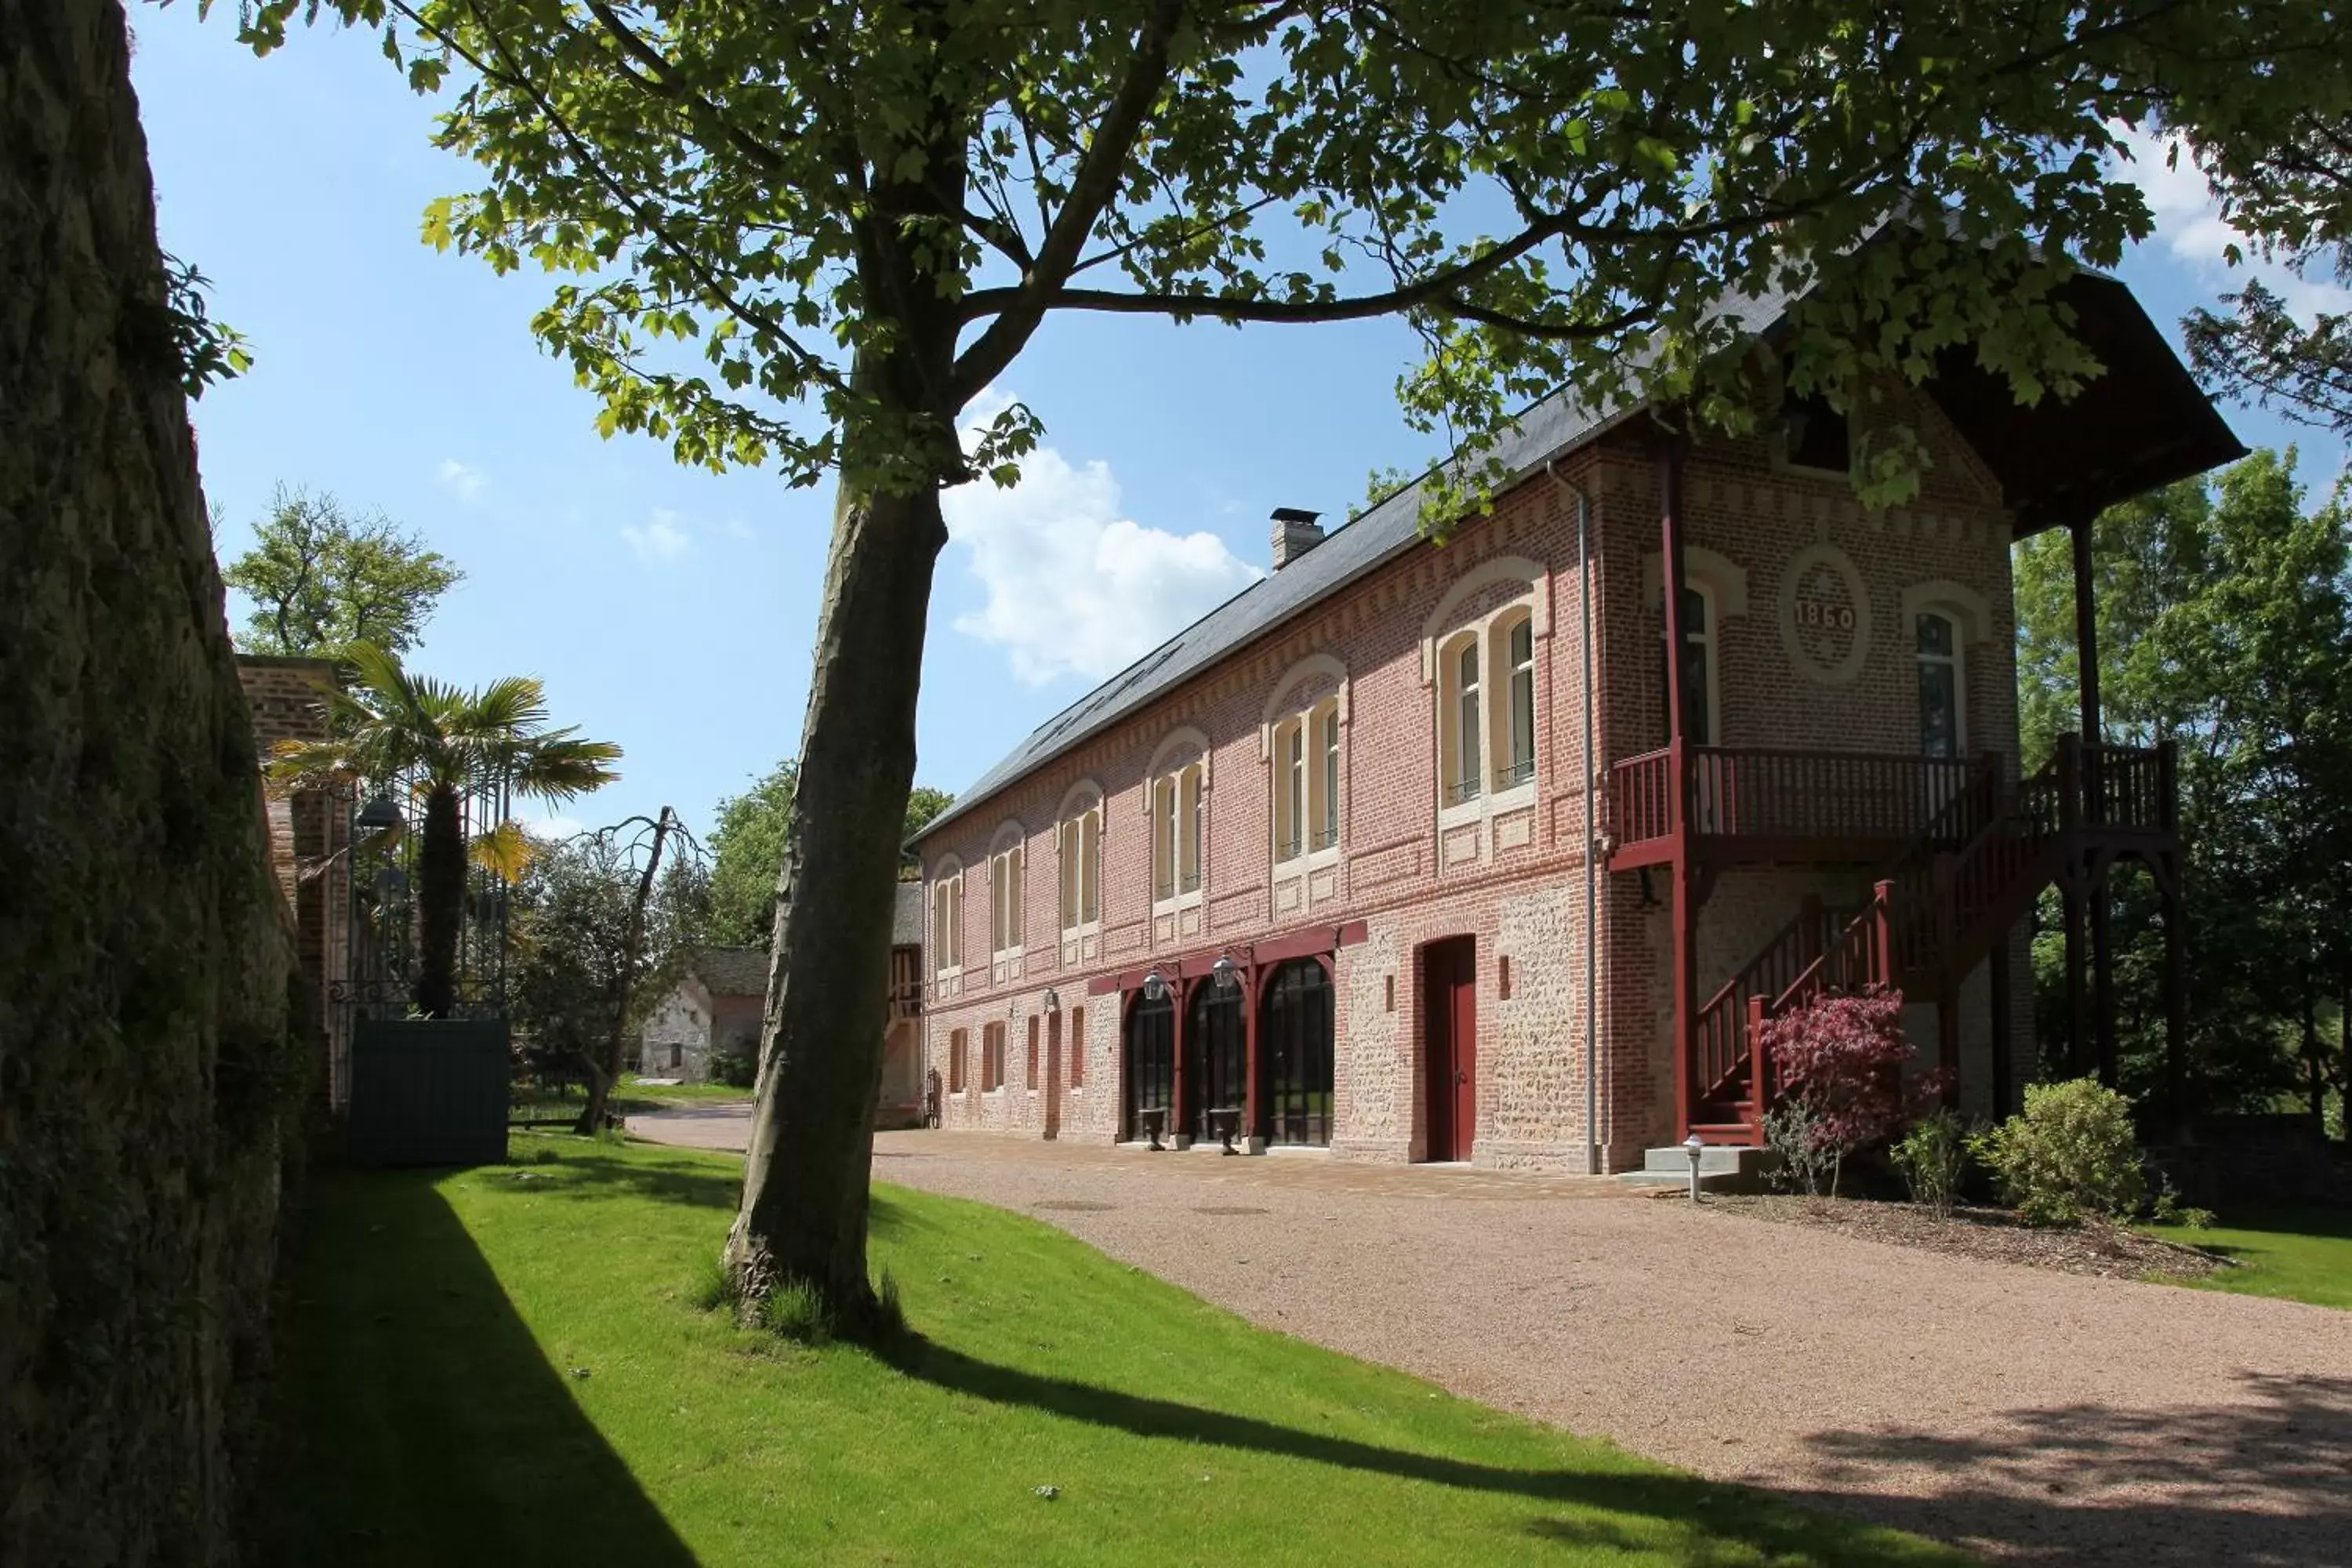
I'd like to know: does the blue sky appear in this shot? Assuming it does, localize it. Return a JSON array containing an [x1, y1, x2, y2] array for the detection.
[[132, 9, 2347, 844]]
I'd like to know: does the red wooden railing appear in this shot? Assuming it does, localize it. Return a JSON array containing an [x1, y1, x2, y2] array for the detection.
[[1610, 746, 1991, 855], [1679, 738, 2173, 1141]]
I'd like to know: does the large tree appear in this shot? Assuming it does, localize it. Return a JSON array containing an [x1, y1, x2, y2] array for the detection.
[[243, 0, 2348, 1330], [2, 0, 297, 1557], [2015, 450, 2352, 1124], [222, 484, 463, 657], [268, 643, 623, 1015], [706, 763, 951, 945]]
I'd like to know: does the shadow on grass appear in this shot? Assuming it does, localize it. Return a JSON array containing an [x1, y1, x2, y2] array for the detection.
[[1784, 1371, 2352, 1566], [266, 1166, 699, 1568], [873, 1334, 1942, 1565]]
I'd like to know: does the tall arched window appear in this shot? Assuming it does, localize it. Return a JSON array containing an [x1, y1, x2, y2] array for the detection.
[[1269, 695, 1342, 865], [1152, 758, 1203, 903], [930, 862, 963, 977], [1441, 633, 1483, 804], [1916, 611, 1965, 757], [1494, 611, 1536, 791], [1658, 584, 1717, 746], [1316, 702, 1341, 849], [1058, 791, 1102, 932], [988, 827, 1025, 959]]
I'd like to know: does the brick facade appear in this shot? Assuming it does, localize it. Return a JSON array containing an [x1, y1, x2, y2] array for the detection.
[[919, 394, 2040, 1171], [236, 655, 350, 1109]]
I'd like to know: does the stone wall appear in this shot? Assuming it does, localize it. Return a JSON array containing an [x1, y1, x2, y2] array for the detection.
[[1, 5, 299, 1561]]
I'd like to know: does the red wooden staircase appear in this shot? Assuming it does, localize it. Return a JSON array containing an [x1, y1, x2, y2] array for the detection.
[[1683, 738, 2174, 1143]]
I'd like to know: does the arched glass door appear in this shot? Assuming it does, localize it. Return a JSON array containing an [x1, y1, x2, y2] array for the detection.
[[1183, 982, 1247, 1142], [1123, 992, 1174, 1140], [1259, 959, 1334, 1146]]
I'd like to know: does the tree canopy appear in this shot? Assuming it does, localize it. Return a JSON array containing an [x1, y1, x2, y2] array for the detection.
[[222, 485, 463, 658], [2016, 450, 2352, 1127], [234, 0, 2352, 1327], [706, 761, 951, 946]]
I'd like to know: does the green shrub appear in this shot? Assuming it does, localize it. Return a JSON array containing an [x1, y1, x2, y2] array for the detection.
[[1891, 1108, 1971, 1218], [2148, 1178, 2216, 1230], [1764, 1098, 1833, 1197], [1973, 1076, 2146, 1227], [710, 1047, 757, 1088]]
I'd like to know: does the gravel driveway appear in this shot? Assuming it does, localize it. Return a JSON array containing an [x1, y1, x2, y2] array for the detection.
[[630, 1110, 2352, 1566]]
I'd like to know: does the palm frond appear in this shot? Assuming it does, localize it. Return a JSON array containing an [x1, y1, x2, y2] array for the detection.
[[510, 734, 626, 804], [453, 676, 551, 738], [471, 819, 539, 884]]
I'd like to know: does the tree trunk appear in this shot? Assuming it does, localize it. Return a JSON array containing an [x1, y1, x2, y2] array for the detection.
[[724, 478, 946, 1335], [415, 779, 465, 1016], [1, 1, 294, 1559], [576, 807, 673, 1134]]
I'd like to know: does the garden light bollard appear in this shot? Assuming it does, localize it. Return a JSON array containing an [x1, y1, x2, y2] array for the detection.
[[1684, 1134, 1705, 1204]]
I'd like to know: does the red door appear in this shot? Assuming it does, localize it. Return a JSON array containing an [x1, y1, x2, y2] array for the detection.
[[1421, 937, 1478, 1161]]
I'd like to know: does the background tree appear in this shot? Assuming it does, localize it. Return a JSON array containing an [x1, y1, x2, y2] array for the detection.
[[2172, 89, 2351, 436], [246, 0, 2349, 1330], [222, 485, 463, 657], [706, 762, 952, 944], [2, 0, 296, 1554], [2014, 450, 2352, 1131], [268, 643, 622, 1015], [509, 811, 710, 1131]]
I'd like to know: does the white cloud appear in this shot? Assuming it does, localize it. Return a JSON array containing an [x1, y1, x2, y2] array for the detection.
[[2111, 126, 2351, 321], [522, 813, 586, 843], [621, 509, 693, 565], [723, 517, 757, 542], [946, 414, 1261, 686], [437, 458, 488, 502]]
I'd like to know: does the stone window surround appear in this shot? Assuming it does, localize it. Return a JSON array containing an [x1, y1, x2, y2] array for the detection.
[[1421, 556, 1549, 833], [1143, 726, 1210, 916], [1054, 779, 1105, 937], [985, 820, 1026, 962], [929, 857, 964, 981], [1260, 652, 1350, 874]]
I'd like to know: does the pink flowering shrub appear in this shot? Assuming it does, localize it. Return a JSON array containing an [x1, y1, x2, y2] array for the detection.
[[1760, 985, 1914, 1196]]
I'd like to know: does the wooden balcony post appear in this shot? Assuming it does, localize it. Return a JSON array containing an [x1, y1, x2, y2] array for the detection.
[[1658, 435, 1698, 1137], [1747, 994, 1769, 1142], [1871, 880, 1896, 988], [2071, 513, 2103, 744]]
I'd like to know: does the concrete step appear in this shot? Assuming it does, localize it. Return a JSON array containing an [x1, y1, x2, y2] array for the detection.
[[1618, 1143, 1780, 1195]]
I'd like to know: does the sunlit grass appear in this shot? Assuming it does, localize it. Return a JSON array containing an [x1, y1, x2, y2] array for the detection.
[[266, 1133, 1963, 1566]]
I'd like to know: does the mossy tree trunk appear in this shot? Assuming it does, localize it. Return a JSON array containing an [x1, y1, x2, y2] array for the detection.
[[0, 1, 296, 1563]]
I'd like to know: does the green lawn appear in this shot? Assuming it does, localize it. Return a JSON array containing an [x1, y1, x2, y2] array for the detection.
[[2165, 1207, 2352, 1310], [265, 1134, 1959, 1568], [510, 1076, 750, 1121]]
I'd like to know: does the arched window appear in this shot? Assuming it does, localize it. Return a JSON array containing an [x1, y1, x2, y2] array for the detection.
[[1259, 959, 1334, 1147], [1057, 789, 1102, 932], [1151, 757, 1203, 902], [1269, 695, 1343, 866], [1123, 990, 1174, 1138], [988, 826, 1025, 959], [1916, 611, 1965, 757], [930, 862, 964, 977], [1493, 611, 1536, 792], [1440, 632, 1483, 804], [1658, 583, 1717, 746], [1312, 699, 1341, 850]]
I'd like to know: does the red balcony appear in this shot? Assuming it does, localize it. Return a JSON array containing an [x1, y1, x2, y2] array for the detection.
[[1607, 746, 1991, 869]]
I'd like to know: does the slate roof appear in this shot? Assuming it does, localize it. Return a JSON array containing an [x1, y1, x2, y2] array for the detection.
[[690, 946, 771, 998], [892, 881, 924, 948], [913, 263, 2238, 848]]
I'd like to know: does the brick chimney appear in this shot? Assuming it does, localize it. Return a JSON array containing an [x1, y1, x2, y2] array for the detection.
[[1270, 507, 1323, 570]]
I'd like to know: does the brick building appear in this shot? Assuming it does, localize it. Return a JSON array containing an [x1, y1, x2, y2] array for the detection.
[[641, 885, 927, 1124], [909, 269, 2240, 1171], [236, 655, 354, 1109]]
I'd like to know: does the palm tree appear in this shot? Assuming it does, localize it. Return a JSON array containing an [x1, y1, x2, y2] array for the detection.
[[269, 644, 622, 1017]]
